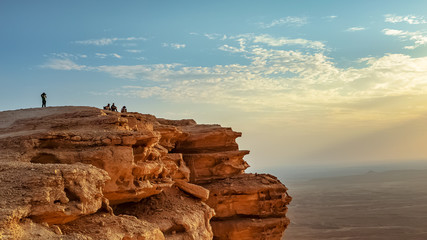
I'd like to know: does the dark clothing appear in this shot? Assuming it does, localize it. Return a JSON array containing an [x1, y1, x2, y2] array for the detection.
[[41, 93, 47, 107], [121, 106, 127, 113], [111, 104, 118, 112]]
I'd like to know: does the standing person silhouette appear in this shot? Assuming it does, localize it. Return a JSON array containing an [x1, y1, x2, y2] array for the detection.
[[41, 92, 47, 107]]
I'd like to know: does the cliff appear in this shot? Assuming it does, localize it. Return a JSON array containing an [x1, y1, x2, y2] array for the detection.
[[0, 106, 291, 240]]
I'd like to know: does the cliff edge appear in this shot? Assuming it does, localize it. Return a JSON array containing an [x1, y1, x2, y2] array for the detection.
[[0, 106, 291, 240]]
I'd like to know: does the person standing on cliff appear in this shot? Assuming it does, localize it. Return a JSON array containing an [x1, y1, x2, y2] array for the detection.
[[41, 92, 47, 107]]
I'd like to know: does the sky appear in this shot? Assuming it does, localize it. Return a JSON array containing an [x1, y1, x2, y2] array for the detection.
[[1, 0, 427, 173]]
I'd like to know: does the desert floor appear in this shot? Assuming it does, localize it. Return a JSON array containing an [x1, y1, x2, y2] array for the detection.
[[283, 169, 427, 240]]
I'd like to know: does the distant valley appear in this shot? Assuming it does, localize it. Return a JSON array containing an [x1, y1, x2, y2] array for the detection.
[[283, 169, 427, 240]]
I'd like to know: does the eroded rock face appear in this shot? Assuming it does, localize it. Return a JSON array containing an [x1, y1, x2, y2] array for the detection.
[[114, 187, 215, 240], [0, 106, 291, 240], [61, 213, 165, 240], [202, 174, 292, 240], [0, 162, 109, 227]]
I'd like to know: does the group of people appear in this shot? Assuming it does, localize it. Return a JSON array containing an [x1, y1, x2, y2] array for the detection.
[[40, 92, 128, 113], [104, 103, 127, 113]]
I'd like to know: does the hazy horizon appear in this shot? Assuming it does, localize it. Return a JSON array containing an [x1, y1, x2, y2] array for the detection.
[[2, 1, 427, 173]]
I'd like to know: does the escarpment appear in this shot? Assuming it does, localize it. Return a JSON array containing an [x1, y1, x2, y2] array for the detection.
[[0, 106, 291, 240]]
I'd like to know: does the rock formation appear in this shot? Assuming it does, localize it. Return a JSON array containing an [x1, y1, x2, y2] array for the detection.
[[0, 106, 291, 240]]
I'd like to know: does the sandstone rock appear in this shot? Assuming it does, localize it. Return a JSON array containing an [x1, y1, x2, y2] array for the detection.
[[61, 213, 165, 240], [0, 107, 186, 205], [202, 174, 292, 239], [173, 124, 242, 154], [174, 179, 210, 201], [0, 161, 109, 228], [0, 107, 291, 240], [183, 150, 250, 183], [114, 188, 215, 240], [202, 173, 291, 218]]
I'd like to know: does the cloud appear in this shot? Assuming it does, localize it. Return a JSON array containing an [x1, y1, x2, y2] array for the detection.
[[126, 49, 143, 53], [47, 53, 87, 59], [345, 27, 366, 32], [95, 53, 123, 59], [95, 63, 182, 81], [253, 34, 325, 50], [162, 43, 186, 49], [75, 37, 146, 46], [259, 16, 308, 28], [383, 28, 427, 49], [385, 14, 427, 24], [95, 53, 108, 59], [112, 53, 122, 59], [41, 58, 87, 71], [203, 33, 227, 40], [219, 37, 247, 53], [44, 34, 427, 122], [325, 15, 338, 20]]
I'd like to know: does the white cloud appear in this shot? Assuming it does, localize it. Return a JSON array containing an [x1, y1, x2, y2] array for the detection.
[[95, 53, 108, 59], [385, 14, 427, 24], [112, 53, 122, 59], [253, 34, 325, 50], [383, 29, 405, 36], [204, 33, 227, 40], [345, 27, 366, 32], [260, 16, 308, 28], [95, 63, 182, 81], [219, 38, 247, 53], [383, 28, 427, 49], [325, 15, 338, 20], [41, 58, 87, 71], [44, 35, 427, 118], [171, 43, 186, 49], [75, 37, 146, 46], [162, 43, 186, 49], [126, 49, 143, 53], [96, 53, 123, 59], [48, 53, 87, 59]]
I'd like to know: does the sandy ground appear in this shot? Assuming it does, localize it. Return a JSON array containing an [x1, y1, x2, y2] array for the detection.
[[283, 169, 427, 240]]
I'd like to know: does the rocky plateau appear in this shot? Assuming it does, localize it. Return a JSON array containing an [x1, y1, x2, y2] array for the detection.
[[0, 106, 291, 240]]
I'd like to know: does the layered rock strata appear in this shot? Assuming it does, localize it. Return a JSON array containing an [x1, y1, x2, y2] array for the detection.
[[0, 106, 291, 240]]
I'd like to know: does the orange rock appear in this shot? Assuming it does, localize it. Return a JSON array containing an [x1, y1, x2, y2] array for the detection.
[[0, 106, 291, 240], [174, 179, 210, 201]]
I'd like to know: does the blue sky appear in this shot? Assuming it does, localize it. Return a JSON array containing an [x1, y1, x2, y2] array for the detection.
[[1, 1, 427, 171]]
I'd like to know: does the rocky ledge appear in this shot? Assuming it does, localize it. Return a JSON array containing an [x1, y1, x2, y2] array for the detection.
[[0, 106, 291, 240]]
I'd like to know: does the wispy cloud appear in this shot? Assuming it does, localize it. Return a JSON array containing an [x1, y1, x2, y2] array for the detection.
[[126, 49, 143, 53], [217, 34, 325, 52], [253, 34, 325, 50], [42, 26, 427, 129], [46, 53, 87, 59], [345, 27, 366, 32], [112, 53, 122, 59], [259, 16, 308, 28], [95, 53, 123, 59], [385, 14, 427, 24], [324, 15, 338, 21], [44, 39, 427, 121], [162, 43, 186, 49], [41, 58, 87, 71], [203, 33, 227, 40], [75, 37, 146, 46], [383, 28, 427, 49]]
